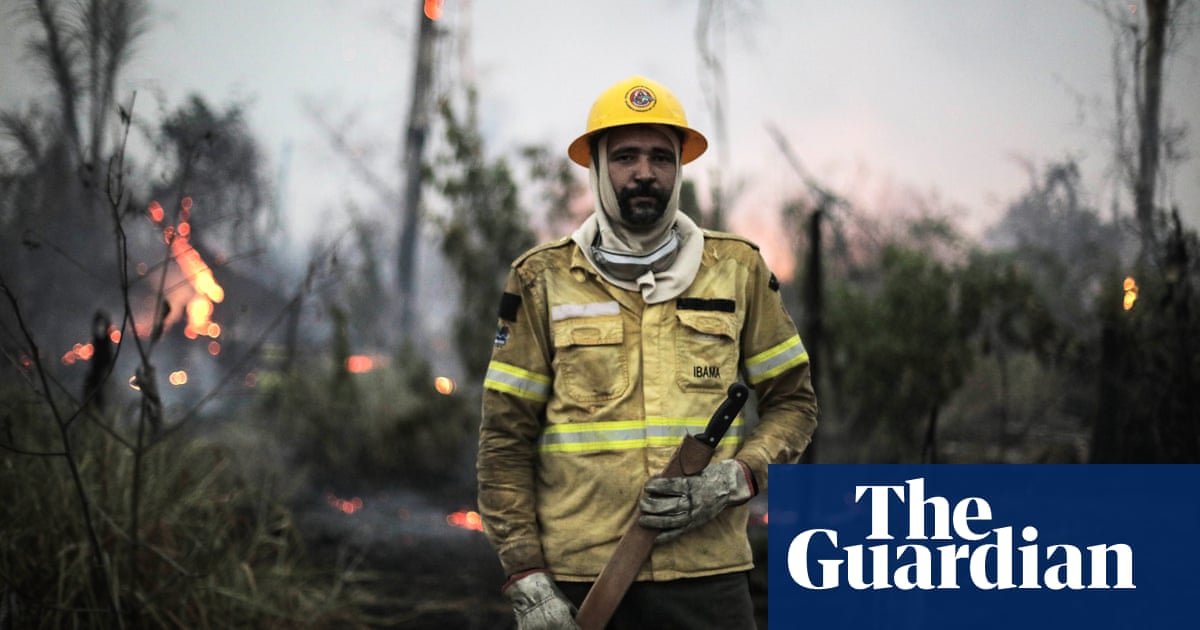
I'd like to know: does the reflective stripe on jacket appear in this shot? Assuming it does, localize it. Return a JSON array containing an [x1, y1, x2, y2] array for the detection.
[[477, 230, 818, 581]]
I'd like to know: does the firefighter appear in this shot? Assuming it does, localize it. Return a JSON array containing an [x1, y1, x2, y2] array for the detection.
[[477, 75, 818, 629]]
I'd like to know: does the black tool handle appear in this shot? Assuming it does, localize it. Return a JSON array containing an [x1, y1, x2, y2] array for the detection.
[[694, 382, 750, 448]]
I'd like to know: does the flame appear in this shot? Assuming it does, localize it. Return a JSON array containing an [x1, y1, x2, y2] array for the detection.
[[143, 198, 226, 343], [185, 296, 221, 340], [171, 236, 224, 303], [139, 277, 190, 338], [424, 0, 443, 20], [327, 493, 364, 515], [186, 296, 212, 338], [446, 510, 483, 532], [435, 376, 456, 395], [1123, 276, 1139, 311]]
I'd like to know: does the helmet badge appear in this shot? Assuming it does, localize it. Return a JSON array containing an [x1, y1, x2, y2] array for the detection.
[[624, 86, 657, 112]]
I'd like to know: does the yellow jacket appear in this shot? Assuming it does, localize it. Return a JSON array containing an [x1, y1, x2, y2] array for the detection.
[[478, 230, 818, 582]]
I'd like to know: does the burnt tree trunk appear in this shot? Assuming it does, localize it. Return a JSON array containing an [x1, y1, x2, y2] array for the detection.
[[396, 2, 439, 339], [800, 207, 823, 464], [1134, 0, 1167, 243]]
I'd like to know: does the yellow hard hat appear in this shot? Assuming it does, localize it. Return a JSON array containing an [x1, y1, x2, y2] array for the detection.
[[567, 75, 708, 167]]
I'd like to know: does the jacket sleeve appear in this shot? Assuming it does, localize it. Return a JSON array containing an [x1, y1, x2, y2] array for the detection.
[[477, 267, 553, 576], [735, 250, 819, 493]]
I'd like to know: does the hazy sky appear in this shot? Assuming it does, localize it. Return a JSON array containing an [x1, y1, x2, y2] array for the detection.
[[3, 0, 1199, 271]]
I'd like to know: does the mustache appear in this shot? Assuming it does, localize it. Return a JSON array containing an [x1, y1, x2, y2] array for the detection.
[[617, 183, 669, 204]]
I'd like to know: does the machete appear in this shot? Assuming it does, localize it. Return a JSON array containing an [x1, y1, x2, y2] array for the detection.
[[575, 382, 751, 630]]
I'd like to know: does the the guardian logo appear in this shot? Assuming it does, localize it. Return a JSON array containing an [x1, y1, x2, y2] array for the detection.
[[787, 478, 1135, 591]]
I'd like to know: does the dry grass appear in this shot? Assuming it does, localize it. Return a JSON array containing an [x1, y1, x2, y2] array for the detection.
[[0, 387, 386, 629]]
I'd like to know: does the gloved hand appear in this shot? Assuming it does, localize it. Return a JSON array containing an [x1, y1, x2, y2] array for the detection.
[[502, 570, 581, 630], [638, 458, 755, 543]]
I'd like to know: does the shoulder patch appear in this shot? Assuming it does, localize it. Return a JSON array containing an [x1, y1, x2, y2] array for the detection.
[[498, 292, 521, 322], [512, 235, 573, 268]]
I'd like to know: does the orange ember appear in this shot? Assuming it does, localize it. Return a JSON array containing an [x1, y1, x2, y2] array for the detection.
[[148, 201, 164, 223], [435, 376, 455, 395], [61, 342, 95, 365], [424, 0, 443, 20], [346, 355, 375, 374], [327, 493, 364, 515], [447, 510, 483, 532]]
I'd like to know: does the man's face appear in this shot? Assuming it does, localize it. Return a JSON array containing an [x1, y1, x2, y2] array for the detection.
[[605, 126, 678, 228]]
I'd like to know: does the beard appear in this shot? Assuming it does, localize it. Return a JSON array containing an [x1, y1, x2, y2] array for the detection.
[[616, 183, 671, 227]]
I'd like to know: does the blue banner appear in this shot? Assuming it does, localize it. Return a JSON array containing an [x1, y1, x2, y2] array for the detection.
[[767, 465, 1200, 629]]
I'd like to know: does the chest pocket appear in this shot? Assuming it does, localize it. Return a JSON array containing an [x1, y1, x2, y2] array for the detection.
[[552, 314, 629, 403], [675, 310, 739, 392]]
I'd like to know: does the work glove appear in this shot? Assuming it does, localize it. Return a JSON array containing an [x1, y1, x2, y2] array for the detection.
[[638, 458, 755, 543], [502, 570, 581, 630]]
